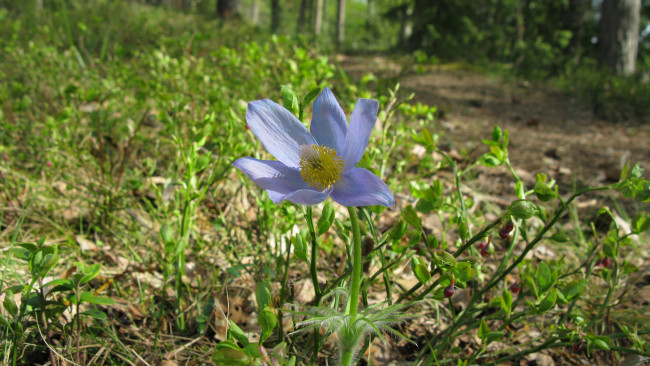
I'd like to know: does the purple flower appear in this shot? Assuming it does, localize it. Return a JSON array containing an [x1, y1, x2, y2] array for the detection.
[[234, 88, 395, 207]]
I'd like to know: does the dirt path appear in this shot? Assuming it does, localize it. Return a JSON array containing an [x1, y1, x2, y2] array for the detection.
[[341, 56, 650, 188]]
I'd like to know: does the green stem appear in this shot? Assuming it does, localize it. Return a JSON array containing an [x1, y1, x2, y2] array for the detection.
[[346, 207, 362, 317], [305, 206, 321, 299], [303, 206, 322, 365], [340, 350, 356, 366]]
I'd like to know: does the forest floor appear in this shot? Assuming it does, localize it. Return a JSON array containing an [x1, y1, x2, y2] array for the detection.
[[340, 55, 650, 192], [339, 55, 650, 365]]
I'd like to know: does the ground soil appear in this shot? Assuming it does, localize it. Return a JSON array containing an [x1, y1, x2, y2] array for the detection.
[[340, 55, 650, 189]]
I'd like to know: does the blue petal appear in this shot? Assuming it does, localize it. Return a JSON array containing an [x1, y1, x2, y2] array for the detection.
[[247, 99, 317, 168], [310, 87, 347, 153], [341, 98, 379, 168], [331, 168, 394, 207], [266, 188, 331, 205], [233, 157, 308, 193]]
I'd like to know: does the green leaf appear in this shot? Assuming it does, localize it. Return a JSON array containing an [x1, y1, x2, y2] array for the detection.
[[80, 310, 107, 319], [507, 199, 538, 220], [228, 320, 250, 346], [281, 85, 299, 117], [259, 308, 277, 343], [317, 202, 335, 236], [212, 340, 248, 365], [511, 182, 523, 201], [421, 128, 436, 149], [487, 331, 506, 342], [534, 181, 557, 202], [302, 87, 321, 106], [3, 290, 17, 317], [79, 263, 102, 285], [452, 262, 475, 283], [491, 126, 502, 142], [433, 251, 457, 271], [536, 262, 552, 293], [79, 292, 115, 305], [30, 246, 59, 278], [549, 231, 568, 243], [500, 290, 513, 317], [411, 256, 431, 285], [478, 319, 490, 340], [402, 205, 422, 229], [538, 288, 556, 312], [415, 198, 437, 213], [255, 281, 272, 312], [41, 278, 74, 290], [632, 212, 650, 234], [293, 234, 308, 263], [389, 220, 408, 243], [563, 279, 586, 301], [603, 242, 615, 257], [630, 163, 643, 179], [243, 343, 262, 358], [525, 275, 538, 299], [457, 216, 469, 241], [478, 152, 503, 167]]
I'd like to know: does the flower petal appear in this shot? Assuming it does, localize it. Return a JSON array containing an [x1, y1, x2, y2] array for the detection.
[[341, 98, 379, 168], [233, 157, 308, 193], [247, 99, 317, 168], [310, 87, 347, 153], [266, 188, 331, 205], [331, 168, 394, 207]]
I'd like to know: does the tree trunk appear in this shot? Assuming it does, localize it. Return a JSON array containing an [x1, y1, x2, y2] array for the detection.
[[336, 0, 346, 49], [297, 0, 308, 33], [217, 0, 240, 19], [271, 0, 281, 33], [314, 0, 323, 35], [251, 0, 260, 25], [598, 0, 640, 76]]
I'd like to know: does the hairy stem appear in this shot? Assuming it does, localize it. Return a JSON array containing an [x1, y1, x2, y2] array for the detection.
[[346, 206, 362, 317]]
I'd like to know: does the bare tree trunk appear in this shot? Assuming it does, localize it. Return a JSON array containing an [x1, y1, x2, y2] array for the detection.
[[314, 0, 323, 35], [217, 0, 240, 19], [251, 0, 260, 25], [598, 0, 640, 76], [35, 0, 43, 12], [336, 0, 346, 49], [366, 0, 373, 29], [297, 0, 308, 33], [271, 0, 281, 33]]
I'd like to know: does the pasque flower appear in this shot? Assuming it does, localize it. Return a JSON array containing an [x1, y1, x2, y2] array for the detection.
[[234, 87, 394, 207]]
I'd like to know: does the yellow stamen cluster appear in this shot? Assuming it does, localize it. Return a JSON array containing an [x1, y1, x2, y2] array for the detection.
[[299, 144, 344, 189]]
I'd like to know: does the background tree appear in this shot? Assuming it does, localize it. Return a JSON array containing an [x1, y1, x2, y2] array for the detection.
[[217, 0, 240, 19], [336, 0, 346, 49], [271, 0, 281, 33], [598, 0, 641, 76]]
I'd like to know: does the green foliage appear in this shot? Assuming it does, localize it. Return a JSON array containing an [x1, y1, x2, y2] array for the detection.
[[1, 1, 649, 365]]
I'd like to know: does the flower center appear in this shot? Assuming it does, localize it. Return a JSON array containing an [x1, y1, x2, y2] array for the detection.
[[299, 144, 344, 189]]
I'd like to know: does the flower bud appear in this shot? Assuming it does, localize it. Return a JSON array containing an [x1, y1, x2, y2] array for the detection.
[[598, 257, 611, 268], [444, 278, 455, 298], [498, 227, 510, 240], [510, 282, 521, 294]]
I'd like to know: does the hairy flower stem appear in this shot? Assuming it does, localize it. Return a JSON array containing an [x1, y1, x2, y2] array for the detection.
[[304, 206, 322, 363], [305, 206, 321, 299], [346, 206, 362, 318]]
